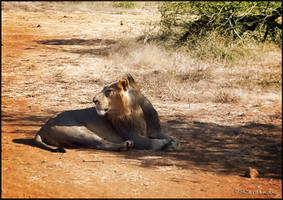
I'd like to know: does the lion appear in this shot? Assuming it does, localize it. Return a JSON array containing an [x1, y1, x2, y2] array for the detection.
[[34, 74, 178, 153]]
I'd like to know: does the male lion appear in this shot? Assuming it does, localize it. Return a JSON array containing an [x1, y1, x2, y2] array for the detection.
[[34, 74, 178, 153]]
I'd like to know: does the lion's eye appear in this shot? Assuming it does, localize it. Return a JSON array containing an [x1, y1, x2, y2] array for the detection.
[[105, 89, 112, 97]]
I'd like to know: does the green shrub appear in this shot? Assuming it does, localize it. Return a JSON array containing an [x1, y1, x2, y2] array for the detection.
[[113, 2, 136, 9], [159, 2, 281, 44]]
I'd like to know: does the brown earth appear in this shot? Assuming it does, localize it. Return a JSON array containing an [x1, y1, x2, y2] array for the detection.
[[1, 6, 282, 198]]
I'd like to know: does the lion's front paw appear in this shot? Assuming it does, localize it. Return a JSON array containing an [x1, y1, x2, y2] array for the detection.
[[125, 140, 134, 149], [163, 136, 179, 151]]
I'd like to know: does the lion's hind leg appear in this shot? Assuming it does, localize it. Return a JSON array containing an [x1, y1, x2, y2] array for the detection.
[[49, 125, 133, 152]]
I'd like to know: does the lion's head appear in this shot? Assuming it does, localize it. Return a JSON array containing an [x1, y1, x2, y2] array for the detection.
[[93, 75, 140, 118]]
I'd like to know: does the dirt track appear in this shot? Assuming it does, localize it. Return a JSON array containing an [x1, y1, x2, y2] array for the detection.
[[1, 6, 282, 198]]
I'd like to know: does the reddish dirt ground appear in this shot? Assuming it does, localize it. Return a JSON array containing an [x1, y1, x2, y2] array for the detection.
[[1, 8, 282, 198]]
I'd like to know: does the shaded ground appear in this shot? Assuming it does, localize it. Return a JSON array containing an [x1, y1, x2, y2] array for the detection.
[[1, 5, 282, 198]]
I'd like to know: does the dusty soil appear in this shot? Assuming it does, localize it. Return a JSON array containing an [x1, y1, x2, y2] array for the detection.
[[2, 6, 282, 198]]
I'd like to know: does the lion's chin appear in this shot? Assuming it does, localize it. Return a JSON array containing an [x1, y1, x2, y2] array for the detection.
[[95, 107, 109, 116]]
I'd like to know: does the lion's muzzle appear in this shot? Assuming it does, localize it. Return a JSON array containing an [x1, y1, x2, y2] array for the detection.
[[93, 94, 110, 116], [95, 107, 109, 116]]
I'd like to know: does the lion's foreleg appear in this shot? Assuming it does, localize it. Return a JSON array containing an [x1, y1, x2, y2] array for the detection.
[[96, 140, 134, 151], [153, 132, 179, 151], [129, 135, 171, 150]]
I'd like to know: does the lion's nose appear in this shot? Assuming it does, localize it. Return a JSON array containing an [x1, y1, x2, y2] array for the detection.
[[93, 97, 98, 104]]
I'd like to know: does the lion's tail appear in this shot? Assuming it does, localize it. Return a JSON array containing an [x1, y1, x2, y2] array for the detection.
[[34, 134, 66, 153]]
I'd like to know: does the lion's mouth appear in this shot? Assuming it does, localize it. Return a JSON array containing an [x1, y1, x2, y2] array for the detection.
[[95, 107, 109, 116]]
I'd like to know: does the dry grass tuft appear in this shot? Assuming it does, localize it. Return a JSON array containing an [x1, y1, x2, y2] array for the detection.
[[213, 90, 240, 104]]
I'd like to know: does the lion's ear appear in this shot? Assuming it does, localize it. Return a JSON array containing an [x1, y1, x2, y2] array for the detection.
[[118, 78, 129, 91], [126, 74, 135, 84], [126, 73, 140, 90]]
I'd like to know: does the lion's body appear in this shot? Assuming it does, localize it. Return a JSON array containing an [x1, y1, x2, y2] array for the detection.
[[35, 107, 131, 152], [34, 74, 178, 152]]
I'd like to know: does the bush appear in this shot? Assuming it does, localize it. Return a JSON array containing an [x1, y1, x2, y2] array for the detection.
[[112, 2, 136, 9], [158, 2, 282, 46]]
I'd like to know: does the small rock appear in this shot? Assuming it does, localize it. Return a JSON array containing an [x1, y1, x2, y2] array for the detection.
[[237, 112, 245, 116], [245, 167, 259, 179], [36, 24, 41, 28]]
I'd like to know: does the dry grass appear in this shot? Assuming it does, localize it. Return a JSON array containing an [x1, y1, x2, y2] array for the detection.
[[105, 38, 281, 106]]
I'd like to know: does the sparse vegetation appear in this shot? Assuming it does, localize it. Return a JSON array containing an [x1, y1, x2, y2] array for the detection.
[[1, 1, 281, 107]]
